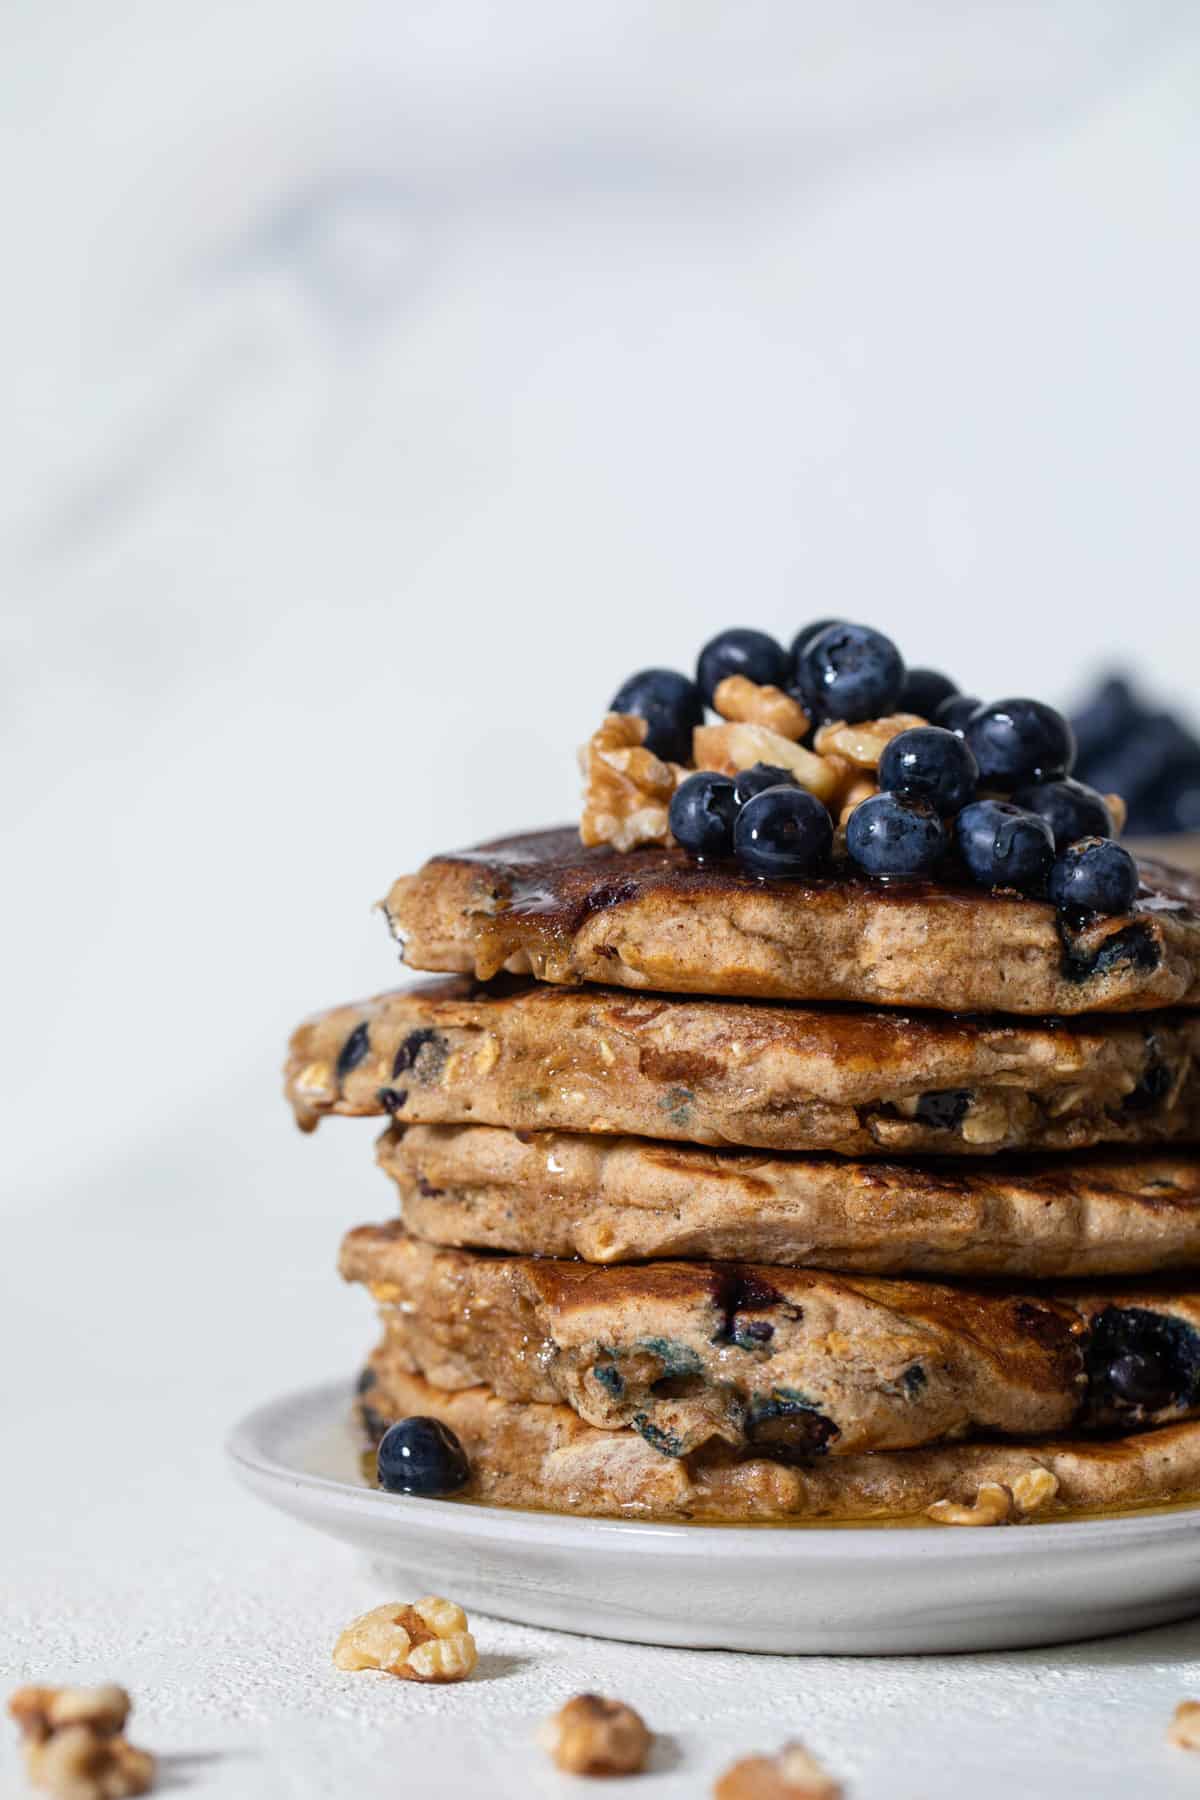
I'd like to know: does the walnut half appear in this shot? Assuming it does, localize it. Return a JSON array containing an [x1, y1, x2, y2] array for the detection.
[[9, 1687, 131, 1747], [579, 714, 682, 852], [713, 675, 809, 741], [24, 1727, 156, 1800], [9, 1685, 154, 1800], [332, 1598, 477, 1684], [541, 1693, 652, 1775], [715, 1741, 842, 1799], [1169, 1701, 1200, 1750]]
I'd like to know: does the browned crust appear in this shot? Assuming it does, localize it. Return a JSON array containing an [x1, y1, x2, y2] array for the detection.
[[381, 829, 1200, 1014], [285, 979, 1200, 1155], [381, 1124, 1200, 1278], [341, 1224, 1200, 1459], [358, 1364, 1200, 1523]]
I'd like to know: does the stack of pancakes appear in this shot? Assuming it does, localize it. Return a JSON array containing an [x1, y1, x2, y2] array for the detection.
[[286, 827, 1200, 1523]]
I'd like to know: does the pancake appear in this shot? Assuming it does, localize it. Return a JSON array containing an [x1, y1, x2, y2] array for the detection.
[[356, 1363, 1200, 1524], [380, 1125, 1200, 1278], [341, 1224, 1200, 1460], [286, 980, 1200, 1156], [382, 828, 1200, 1015]]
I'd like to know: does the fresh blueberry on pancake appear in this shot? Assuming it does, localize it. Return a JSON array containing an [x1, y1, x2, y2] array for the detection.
[[956, 799, 1055, 895], [609, 666, 704, 763], [732, 762, 800, 807], [1012, 778, 1113, 851], [878, 726, 978, 815], [1049, 838, 1139, 918], [846, 792, 948, 878], [794, 622, 904, 723], [696, 628, 788, 705], [936, 692, 981, 737], [899, 667, 958, 718], [669, 771, 738, 858], [965, 697, 1076, 787], [733, 785, 833, 877]]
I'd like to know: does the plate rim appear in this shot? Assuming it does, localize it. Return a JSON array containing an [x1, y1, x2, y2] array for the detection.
[[227, 1377, 1200, 1560]]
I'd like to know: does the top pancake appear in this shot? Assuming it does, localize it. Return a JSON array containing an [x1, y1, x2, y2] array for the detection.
[[383, 828, 1200, 1015]]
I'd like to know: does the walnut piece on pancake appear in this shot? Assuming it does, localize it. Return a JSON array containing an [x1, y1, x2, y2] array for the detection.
[[714, 1740, 842, 1799], [332, 1597, 477, 1683], [926, 1482, 1013, 1527], [713, 675, 809, 741], [813, 713, 927, 769], [692, 723, 840, 804], [9, 1685, 155, 1798], [927, 1468, 1062, 1527], [579, 714, 682, 852], [540, 1693, 652, 1775], [1008, 1468, 1060, 1515]]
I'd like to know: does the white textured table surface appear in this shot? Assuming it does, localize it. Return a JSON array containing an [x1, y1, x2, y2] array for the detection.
[[7, 2, 1200, 1794], [5, 1212, 1200, 1799]]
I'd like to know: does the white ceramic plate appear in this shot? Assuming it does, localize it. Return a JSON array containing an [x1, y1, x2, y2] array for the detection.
[[228, 1380, 1200, 1654]]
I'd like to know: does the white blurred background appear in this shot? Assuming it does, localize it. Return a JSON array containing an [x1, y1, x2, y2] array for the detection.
[[3, 1, 1200, 1395]]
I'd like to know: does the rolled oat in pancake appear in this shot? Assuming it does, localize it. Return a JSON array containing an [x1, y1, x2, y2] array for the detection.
[[342, 1224, 1200, 1460], [382, 828, 1200, 1016], [287, 979, 1200, 1155], [357, 1364, 1200, 1524], [381, 1124, 1200, 1279]]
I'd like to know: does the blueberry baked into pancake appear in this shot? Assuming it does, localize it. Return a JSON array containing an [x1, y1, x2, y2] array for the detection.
[[341, 1226, 1200, 1459], [354, 1366, 1200, 1524], [286, 618, 1200, 1524], [287, 982, 1200, 1157]]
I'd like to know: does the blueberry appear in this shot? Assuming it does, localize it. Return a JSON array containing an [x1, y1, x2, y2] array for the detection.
[[1069, 675, 1143, 770], [376, 1416, 470, 1496], [956, 800, 1055, 895], [1108, 1350, 1175, 1410], [696, 628, 787, 706], [795, 623, 904, 723], [610, 667, 704, 764], [335, 1021, 370, 1081], [669, 770, 738, 858], [915, 1090, 971, 1130], [1012, 779, 1113, 852], [788, 618, 843, 667], [965, 698, 1076, 787], [1085, 1306, 1200, 1417], [732, 762, 799, 807], [1047, 837, 1139, 917], [1076, 713, 1200, 822], [845, 792, 948, 878], [1155, 770, 1200, 834], [878, 726, 978, 815], [898, 668, 958, 718], [936, 693, 981, 738], [733, 786, 833, 878]]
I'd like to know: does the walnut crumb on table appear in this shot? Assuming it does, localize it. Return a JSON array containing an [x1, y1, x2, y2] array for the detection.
[[1168, 1701, 1200, 1749], [8, 1685, 155, 1799], [540, 1693, 652, 1776], [332, 1598, 478, 1683], [714, 1740, 842, 1799]]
